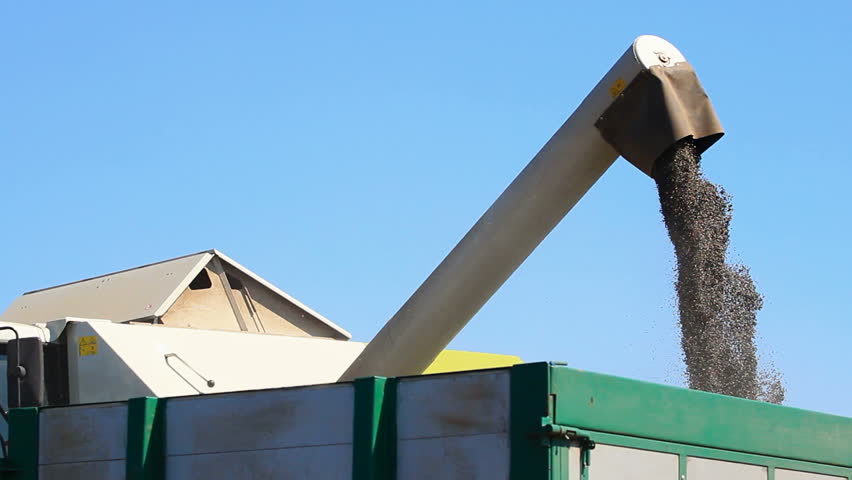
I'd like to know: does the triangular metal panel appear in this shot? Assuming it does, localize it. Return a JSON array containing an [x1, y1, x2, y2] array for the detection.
[[0, 252, 212, 325], [213, 250, 351, 339]]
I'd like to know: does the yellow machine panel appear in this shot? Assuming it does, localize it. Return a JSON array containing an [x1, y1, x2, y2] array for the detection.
[[425, 350, 521, 374]]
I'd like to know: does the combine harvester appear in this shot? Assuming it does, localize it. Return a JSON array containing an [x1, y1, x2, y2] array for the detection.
[[0, 35, 848, 479]]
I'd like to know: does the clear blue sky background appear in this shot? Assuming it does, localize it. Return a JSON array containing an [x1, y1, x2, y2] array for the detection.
[[1, 2, 849, 417]]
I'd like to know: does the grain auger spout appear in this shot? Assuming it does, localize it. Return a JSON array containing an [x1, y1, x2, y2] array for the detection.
[[339, 35, 724, 381]]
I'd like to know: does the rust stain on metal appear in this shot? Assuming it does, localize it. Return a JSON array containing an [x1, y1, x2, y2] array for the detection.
[[434, 376, 505, 432]]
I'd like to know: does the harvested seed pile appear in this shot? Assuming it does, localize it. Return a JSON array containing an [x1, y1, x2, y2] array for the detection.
[[653, 139, 784, 403]]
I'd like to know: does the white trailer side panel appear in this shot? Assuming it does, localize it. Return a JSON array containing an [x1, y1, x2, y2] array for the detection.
[[397, 370, 509, 438], [775, 470, 847, 480], [40, 460, 124, 480], [167, 444, 352, 479], [38, 403, 127, 480], [165, 383, 353, 479], [396, 370, 510, 480], [688, 457, 768, 480], [589, 444, 679, 479], [398, 434, 509, 479]]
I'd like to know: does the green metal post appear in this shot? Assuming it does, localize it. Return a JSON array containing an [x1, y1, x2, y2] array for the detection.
[[353, 377, 397, 480], [510, 362, 552, 479], [126, 397, 165, 480], [3, 408, 39, 480]]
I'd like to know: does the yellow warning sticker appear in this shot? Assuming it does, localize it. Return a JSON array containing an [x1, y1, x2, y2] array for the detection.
[[79, 336, 98, 356], [609, 77, 626, 98]]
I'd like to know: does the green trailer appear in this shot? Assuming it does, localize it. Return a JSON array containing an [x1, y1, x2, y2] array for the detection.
[[0, 363, 848, 479]]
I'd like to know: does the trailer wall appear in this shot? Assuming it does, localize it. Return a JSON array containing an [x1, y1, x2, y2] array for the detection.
[[1, 364, 849, 480]]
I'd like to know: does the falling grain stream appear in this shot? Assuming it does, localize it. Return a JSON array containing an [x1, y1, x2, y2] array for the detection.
[[653, 139, 784, 403]]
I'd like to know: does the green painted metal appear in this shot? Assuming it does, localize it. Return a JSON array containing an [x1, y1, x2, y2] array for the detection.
[[4, 408, 39, 480], [550, 366, 852, 468], [510, 362, 551, 479], [548, 444, 569, 480], [126, 397, 165, 480], [352, 377, 396, 480], [554, 426, 851, 478]]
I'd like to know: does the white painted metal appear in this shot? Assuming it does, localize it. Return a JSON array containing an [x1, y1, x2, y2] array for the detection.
[[568, 445, 584, 478], [0, 249, 350, 339], [67, 319, 155, 403], [588, 444, 679, 479], [166, 384, 353, 456], [39, 403, 127, 465], [341, 35, 691, 380], [0, 252, 211, 325], [0, 322, 50, 342], [164, 384, 353, 479], [64, 319, 365, 403], [632, 35, 687, 69], [209, 256, 250, 331], [214, 250, 351, 338], [687, 457, 768, 480], [396, 370, 510, 479], [40, 460, 124, 480], [397, 434, 509, 480], [166, 445, 353, 480], [55, 317, 512, 405], [775, 470, 846, 480], [397, 370, 509, 439]]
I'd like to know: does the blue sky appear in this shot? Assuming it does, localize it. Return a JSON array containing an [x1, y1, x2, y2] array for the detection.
[[1, 2, 849, 417]]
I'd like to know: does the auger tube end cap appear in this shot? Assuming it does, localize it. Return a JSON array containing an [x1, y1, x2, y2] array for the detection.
[[633, 35, 687, 69]]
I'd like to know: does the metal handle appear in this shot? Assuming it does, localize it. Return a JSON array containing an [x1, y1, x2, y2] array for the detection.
[[164, 353, 215, 393]]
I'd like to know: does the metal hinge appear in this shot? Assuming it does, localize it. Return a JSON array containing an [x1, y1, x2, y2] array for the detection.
[[542, 424, 596, 468]]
